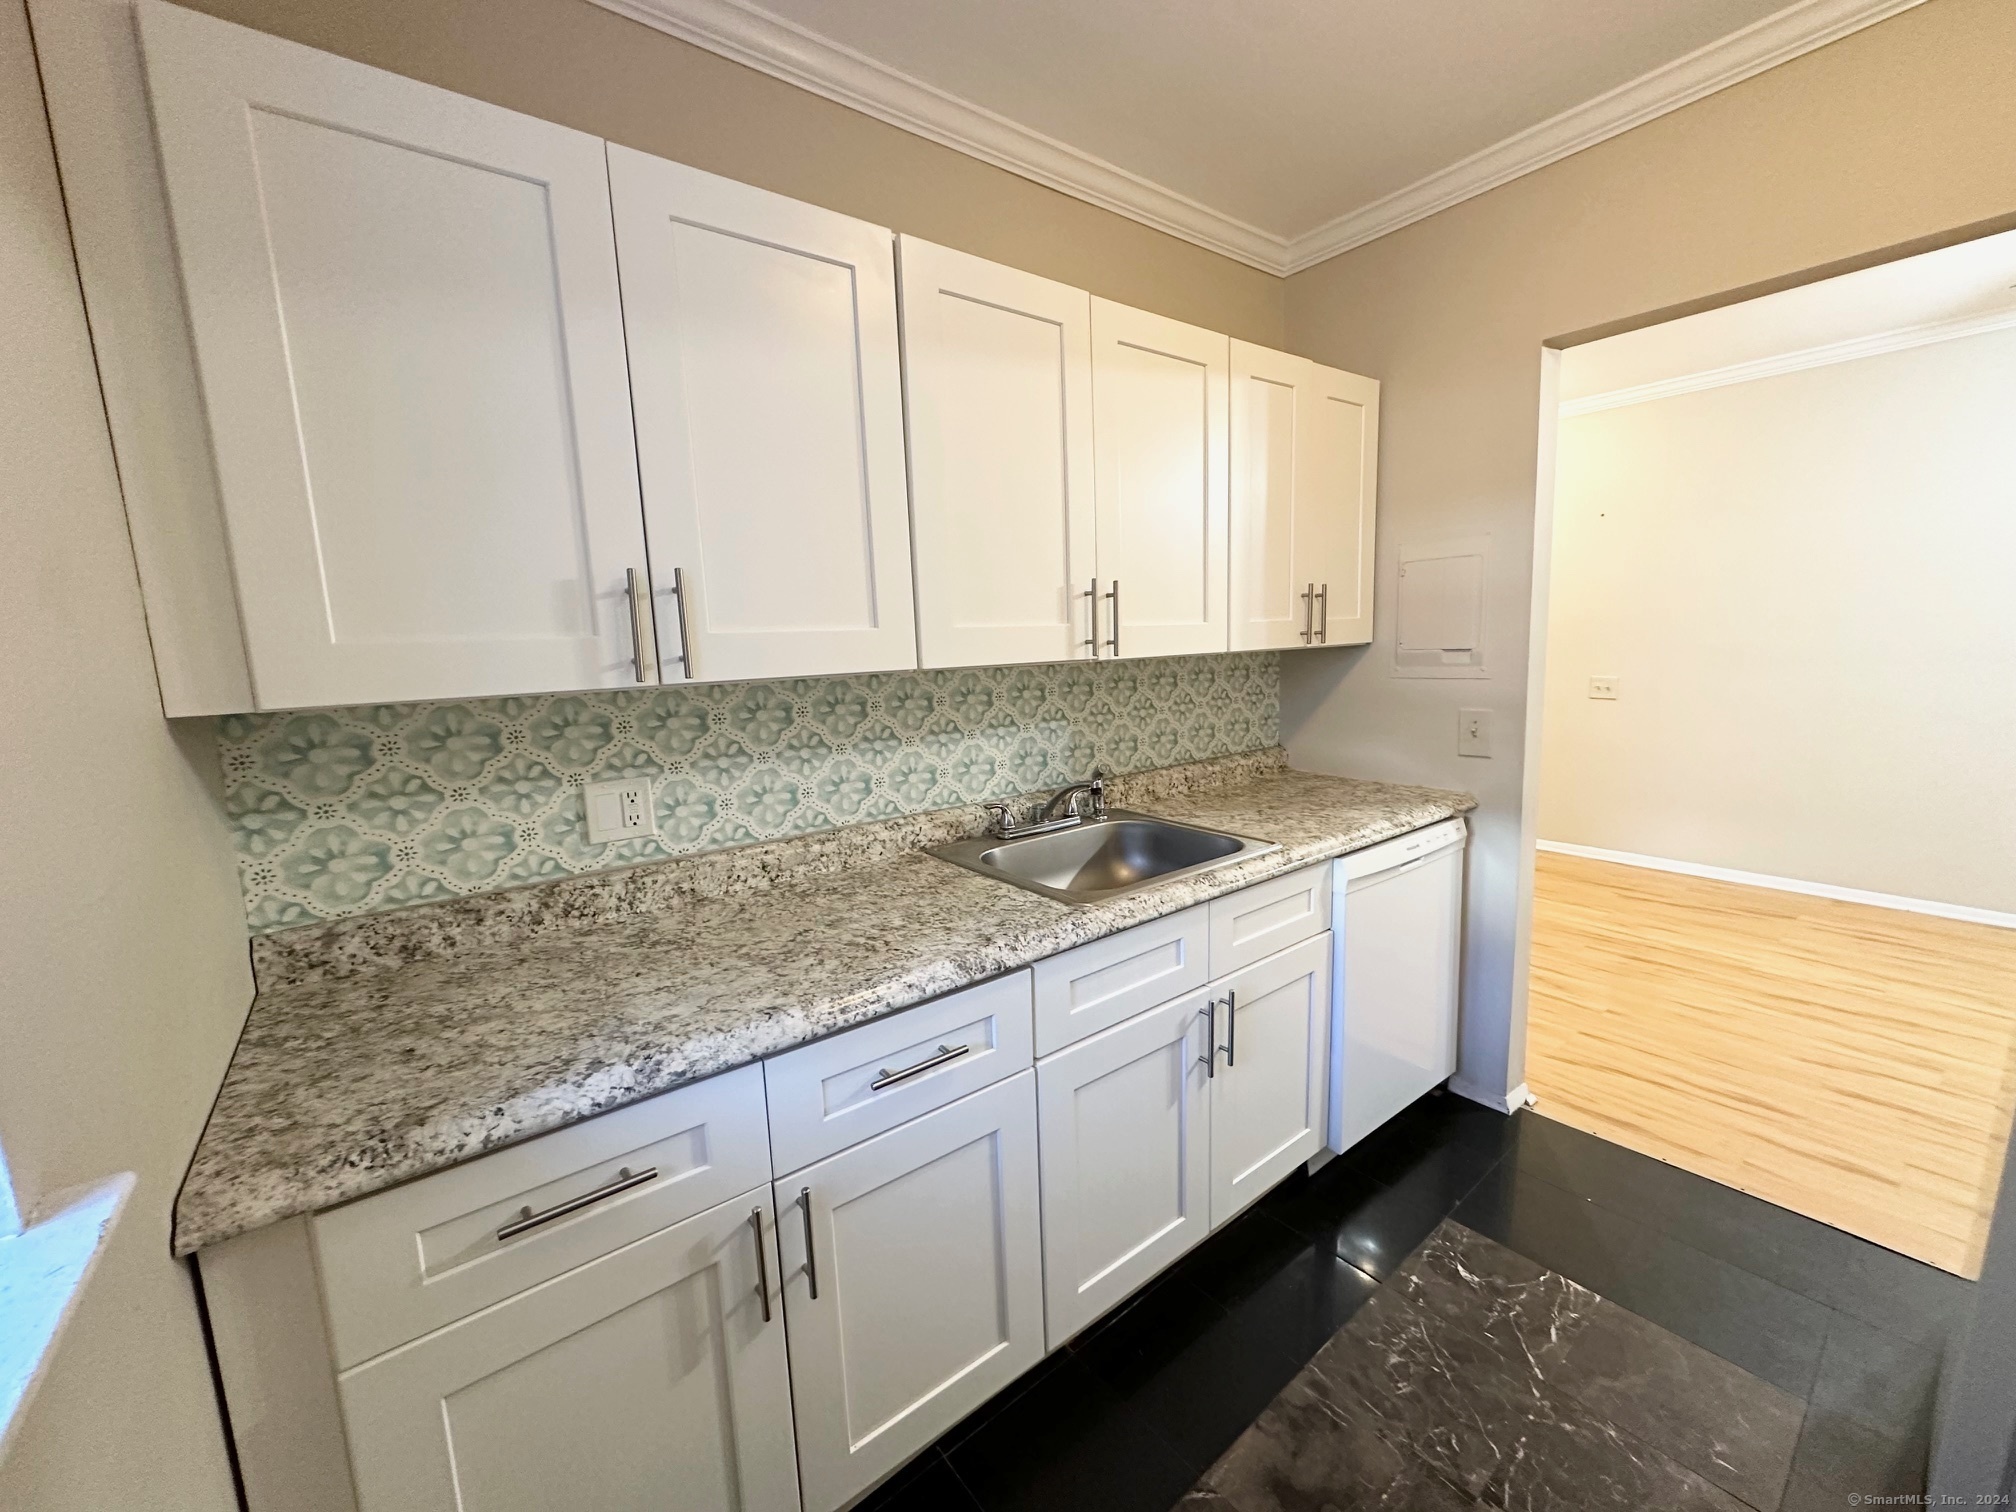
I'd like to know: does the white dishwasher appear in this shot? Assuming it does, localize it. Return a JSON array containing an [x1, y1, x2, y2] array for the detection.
[[1327, 818, 1467, 1154]]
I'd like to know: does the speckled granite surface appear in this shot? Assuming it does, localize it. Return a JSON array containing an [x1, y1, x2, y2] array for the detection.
[[177, 752, 1473, 1254]]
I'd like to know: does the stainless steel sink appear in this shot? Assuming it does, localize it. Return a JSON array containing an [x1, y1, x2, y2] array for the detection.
[[930, 810, 1278, 905]]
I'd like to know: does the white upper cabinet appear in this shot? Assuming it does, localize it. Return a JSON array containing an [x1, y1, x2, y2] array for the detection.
[[138, 1, 652, 709], [1090, 300, 1230, 658], [898, 237, 1097, 669], [608, 147, 916, 684], [1229, 341, 1380, 650]]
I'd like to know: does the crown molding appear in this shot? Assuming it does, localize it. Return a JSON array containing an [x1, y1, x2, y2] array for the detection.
[[590, 0, 1287, 271], [592, 0, 1923, 278], [1557, 305, 2016, 415], [1282, 0, 1927, 273]]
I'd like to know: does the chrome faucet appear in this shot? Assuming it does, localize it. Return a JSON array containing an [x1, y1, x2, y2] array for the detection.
[[984, 771, 1108, 839]]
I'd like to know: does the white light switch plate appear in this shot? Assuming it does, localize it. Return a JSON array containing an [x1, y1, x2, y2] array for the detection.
[[1457, 708, 1492, 758], [1588, 676, 1619, 700], [584, 777, 655, 844]]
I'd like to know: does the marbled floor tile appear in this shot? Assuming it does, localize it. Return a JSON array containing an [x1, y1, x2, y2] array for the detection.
[[1181, 1221, 1784, 1512], [1539, 1289, 1806, 1509]]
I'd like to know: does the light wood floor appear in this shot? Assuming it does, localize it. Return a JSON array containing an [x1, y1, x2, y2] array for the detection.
[[1526, 851, 2016, 1277]]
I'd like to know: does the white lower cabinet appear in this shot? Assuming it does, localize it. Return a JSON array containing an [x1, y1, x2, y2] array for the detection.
[[778, 1071, 1044, 1512], [1036, 988, 1215, 1347], [337, 1189, 799, 1512], [1208, 932, 1332, 1225]]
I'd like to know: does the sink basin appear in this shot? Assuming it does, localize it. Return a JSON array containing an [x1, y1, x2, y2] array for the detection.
[[930, 810, 1278, 904]]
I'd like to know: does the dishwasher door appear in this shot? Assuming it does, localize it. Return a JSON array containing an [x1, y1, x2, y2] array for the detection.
[[1328, 820, 1466, 1154]]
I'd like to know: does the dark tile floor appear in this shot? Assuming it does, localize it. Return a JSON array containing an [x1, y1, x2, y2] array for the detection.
[[853, 1094, 1971, 1512]]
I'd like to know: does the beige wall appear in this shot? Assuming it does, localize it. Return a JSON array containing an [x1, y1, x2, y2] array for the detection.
[[1540, 328, 2016, 914], [1278, 0, 2016, 1100], [172, 0, 1284, 346], [0, 0, 253, 1504]]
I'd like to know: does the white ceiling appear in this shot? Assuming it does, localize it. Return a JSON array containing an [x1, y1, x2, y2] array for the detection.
[[596, 0, 1925, 272], [1560, 226, 2016, 411]]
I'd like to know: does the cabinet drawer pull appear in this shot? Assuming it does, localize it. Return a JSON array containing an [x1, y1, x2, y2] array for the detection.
[[625, 568, 653, 682], [798, 1186, 819, 1300], [496, 1165, 657, 1242], [1083, 578, 1101, 658], [1222, 988, 1237, 1069], [870, 1043, 971, 1091], [749, 1207, 772, 1323], [1197, 1000, 1217, 1078]]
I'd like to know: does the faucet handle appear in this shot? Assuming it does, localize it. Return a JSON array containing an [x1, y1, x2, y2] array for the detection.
[[983, 801, 1015, 836]]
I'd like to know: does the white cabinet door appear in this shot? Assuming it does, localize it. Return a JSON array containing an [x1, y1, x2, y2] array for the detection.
[[1036, 990, 1213, 1347], [898, 237, 1097, 669], [608, 146, 916, 683], [779, 1072, 1043, 1512], [1208, 932, 1331, 1227], [1334, 831, 1464, 1154], [1299, 361, 1379, 647], [338, 1190, 799, 1512], [1229, 343, 1379, 651], [1090, 299, 1229, 658], [138, 1, 651, 709]]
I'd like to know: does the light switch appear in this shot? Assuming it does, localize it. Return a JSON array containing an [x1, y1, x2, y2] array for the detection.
[[1457, 708, 1492, 758], [1588, 677, 1619, 700], [584, 777, 655, 844]]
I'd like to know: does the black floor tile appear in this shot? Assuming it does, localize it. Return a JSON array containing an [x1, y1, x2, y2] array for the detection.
[[1174, 1206, 1326, 1311], [850, 1449, 984, 1512], [1457, 1164, 1832, 1397], [1341, 1093, 1516, 1190], [943, 1355, 1201, 1512], [1513, 1113, 1972, 1349]]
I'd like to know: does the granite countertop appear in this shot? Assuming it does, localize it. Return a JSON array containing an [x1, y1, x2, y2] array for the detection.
[[175, 753, 1475, 1254]]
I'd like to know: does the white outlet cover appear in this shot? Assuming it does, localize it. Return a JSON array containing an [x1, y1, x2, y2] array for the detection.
[[584, 777, 656, 845], [1588, 676, 1620, 700]]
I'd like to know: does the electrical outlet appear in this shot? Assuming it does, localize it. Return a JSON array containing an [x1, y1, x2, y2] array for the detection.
[[1457, 708, 1492, 758], [1588, 676, 1620, 700], [584, 777, 655, 845]]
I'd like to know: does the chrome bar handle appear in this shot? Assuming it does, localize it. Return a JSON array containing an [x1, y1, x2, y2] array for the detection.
[[798, 1186, 819, 1300], [1223, 989, 1237, 1068], [1083, 578, 1101, 657], [1301, 583, 1315, 644], [1317, 584, 1329, 644], [1196, 1000, 1216, 1078], [870, 1043, 971, 1091], [1105, 579, 1120, 657], [663, 565, 694, 680], [749, 1207, 773, 1323], [497, 1165, 657, 1242], [625, 569, 653, 682]]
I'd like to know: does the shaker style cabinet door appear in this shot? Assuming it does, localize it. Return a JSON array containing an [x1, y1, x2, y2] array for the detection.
[[338, 1192, 799, 1512], [1036, 990, 1214, 1347], [1089, 300, 1230, 658], [1208, 932, 1331, 1226], [138, 1, 652, 709], [608, 146, 917, 683], [1298, 361, 1379, 647], [1229, 342, 1379, 651], [898, 237, 1097, 669], [777, 1072, 1044, 1512]]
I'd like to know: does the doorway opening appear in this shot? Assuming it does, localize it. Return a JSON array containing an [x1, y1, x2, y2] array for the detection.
[[1521, 228, 2016, 1278]]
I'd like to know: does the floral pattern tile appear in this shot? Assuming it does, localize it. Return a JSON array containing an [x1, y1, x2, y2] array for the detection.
[[220, 652, 1281, 931]]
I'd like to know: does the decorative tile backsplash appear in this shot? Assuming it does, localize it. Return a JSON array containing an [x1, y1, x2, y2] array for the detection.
[[221, 654, 1280, 932]]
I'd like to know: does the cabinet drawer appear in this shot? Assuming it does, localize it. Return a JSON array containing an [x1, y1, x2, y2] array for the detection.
[[764, 972, 1033, 1175], [1032, 905, 1209, 1056], [314, 1063, 771, 1368], [1207, 863, 1331, 978]]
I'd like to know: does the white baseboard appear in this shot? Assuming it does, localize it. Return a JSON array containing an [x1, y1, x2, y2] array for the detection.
[[1536, 840, 2016, 932], [1449, 1079, 1532, 1115]]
